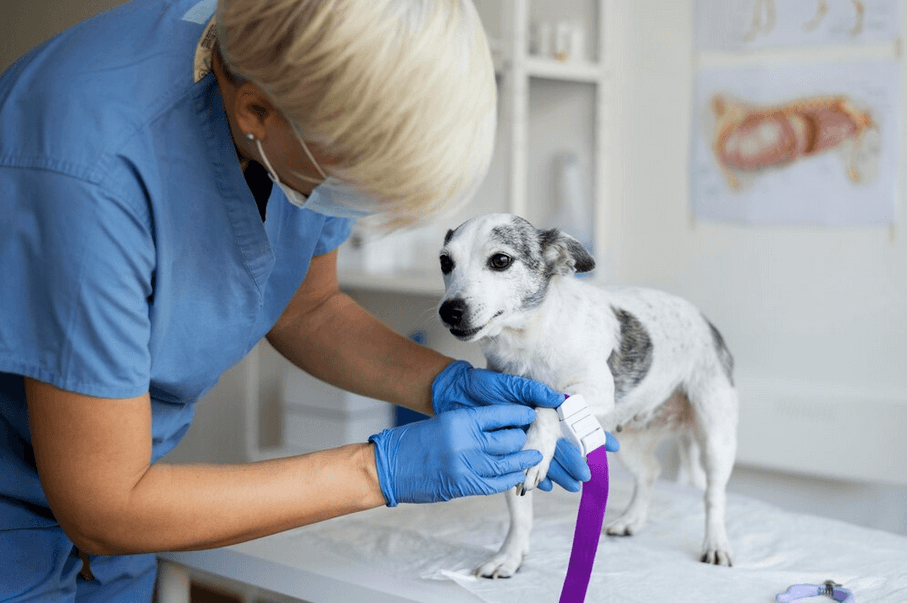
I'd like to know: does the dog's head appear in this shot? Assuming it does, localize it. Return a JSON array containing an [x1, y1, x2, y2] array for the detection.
[[438, 213, 595, 342]]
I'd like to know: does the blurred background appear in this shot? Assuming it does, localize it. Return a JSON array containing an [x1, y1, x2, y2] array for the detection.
[[4, 0, 905, 564]]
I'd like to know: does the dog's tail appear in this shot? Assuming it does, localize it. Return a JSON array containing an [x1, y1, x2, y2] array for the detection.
[[703, 315, 734, 386]]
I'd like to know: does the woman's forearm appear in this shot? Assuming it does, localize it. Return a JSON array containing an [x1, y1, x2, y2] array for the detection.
[[27, 376, 386, 557], [81, 443, 385, 555], [267, 290, 451, 416], [266, 250, 452, 416]]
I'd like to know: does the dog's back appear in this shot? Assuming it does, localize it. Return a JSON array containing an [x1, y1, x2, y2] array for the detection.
[[481, 275, 734, 429], [600, 285, 734, 421]]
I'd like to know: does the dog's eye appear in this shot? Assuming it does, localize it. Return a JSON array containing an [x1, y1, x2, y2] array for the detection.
[[440, 254, 454, 275], [488, 253, 512, 271]]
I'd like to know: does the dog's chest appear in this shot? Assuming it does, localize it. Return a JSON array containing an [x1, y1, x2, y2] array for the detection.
[[482, 311, 607, 391], [485, 343, 566, 390]]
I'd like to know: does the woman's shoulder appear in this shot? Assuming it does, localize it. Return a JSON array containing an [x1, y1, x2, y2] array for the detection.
[[0, 0, 212, 182]]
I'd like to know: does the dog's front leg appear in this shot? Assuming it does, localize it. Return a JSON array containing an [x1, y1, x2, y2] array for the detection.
[[563, 375, 616, 426], [475, 487, 533, 578], [519, 407, 560, 494]]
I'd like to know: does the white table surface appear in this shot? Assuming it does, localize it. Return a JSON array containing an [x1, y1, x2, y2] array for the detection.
[[159, 542, 482, 603], [158, 475, 907, 603]]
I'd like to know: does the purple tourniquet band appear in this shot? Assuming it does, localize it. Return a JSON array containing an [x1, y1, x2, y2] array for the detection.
[[559, 445, 609, 603]]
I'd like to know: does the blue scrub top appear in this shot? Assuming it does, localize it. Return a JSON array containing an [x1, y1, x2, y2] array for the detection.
[[0, 0, 352, 596]]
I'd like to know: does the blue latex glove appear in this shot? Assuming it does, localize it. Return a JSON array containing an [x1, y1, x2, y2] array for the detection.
[[432, 360, 620, 493], [431, 360, 563, 414], [369, 405, 542, 506], [536, 433, 620, 493]]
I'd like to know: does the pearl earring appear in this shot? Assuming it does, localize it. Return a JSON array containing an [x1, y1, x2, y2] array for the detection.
[[245, 133, 255, 141]]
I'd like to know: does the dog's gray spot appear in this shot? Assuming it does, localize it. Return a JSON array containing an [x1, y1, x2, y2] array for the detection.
[[489, 218, 552, 309], [607, 306, 653, 402], [444, 228, 456, 246], [520, 279, 550, 309], [704, 315, 734, 385], [538, 228, 560, 252], [491, 218, 544, 272]]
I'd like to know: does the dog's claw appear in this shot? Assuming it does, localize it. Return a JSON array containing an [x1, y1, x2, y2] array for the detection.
[[605, 509, 649, 537], [475, 550, 525, 579], [605, 523, 635, 537], [700, 549, 733, 566]]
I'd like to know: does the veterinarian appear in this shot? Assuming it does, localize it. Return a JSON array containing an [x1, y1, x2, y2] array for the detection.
[[0, 0, 618, 600]]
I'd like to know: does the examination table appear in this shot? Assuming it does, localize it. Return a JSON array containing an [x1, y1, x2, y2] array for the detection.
[[158, 473, 907, 602]]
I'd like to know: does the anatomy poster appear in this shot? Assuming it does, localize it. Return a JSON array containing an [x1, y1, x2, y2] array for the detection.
[[691, 60, 900, 225], [696, 0, 902, 51]]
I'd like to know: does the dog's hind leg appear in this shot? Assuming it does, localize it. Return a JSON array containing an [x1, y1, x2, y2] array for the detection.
[[475, 488, 533, 579], [605, 427, 662, 536], [691, 381, 738, 566], [676, 430, 707, 490]]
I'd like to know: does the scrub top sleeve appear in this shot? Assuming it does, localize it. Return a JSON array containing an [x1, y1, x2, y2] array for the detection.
[[0, 168, 154, 399], [313, 216, 354, 256]]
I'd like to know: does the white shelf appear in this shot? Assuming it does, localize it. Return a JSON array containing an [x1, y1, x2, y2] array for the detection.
[[525, 56, 605, 82], [338, 269, 445, 297], [492, 42, 606, 83]]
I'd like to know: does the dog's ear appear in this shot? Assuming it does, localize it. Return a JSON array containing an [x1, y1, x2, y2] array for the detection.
[[539, 228, 595, 275]]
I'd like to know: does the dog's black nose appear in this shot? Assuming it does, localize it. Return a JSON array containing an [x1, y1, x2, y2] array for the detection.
[[439, 299, 466, 326]]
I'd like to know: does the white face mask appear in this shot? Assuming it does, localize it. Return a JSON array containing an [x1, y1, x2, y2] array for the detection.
[[252, 136, 377, 219]]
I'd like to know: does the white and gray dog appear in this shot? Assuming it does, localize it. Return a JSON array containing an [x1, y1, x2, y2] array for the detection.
[[438, 213, 738, 578]]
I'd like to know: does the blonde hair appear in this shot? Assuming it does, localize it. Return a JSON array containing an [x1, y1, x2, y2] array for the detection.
[[216, 0, 497, 227]]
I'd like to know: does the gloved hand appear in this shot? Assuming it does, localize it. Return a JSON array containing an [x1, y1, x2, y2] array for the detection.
[[431, 360, 563, 414], [431, 360, 620, 493], [535, 434, 620, 493], [369, 405, 542, 506]]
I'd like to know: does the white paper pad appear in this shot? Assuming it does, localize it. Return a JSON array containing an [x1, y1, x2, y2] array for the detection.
[[271, 476, 907, 602]]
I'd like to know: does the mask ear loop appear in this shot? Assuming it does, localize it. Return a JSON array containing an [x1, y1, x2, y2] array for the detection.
[[245, 133, 280, 184], [245, 132, 326, 185], [297, 136, 328, 180]]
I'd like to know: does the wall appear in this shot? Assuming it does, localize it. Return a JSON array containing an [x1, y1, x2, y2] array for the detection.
[[605, 1, 907, 429]]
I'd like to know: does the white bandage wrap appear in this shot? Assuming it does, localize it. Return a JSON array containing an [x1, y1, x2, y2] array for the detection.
[[557, 395, 607, 458]]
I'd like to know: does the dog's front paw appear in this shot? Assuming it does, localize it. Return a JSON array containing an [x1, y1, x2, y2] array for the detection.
[[604, 509, 649, 537], [519, 455, 552, 495], [474, 550, 525, 579], [700, 536, 734, 566], [518, 408, 559, 495]]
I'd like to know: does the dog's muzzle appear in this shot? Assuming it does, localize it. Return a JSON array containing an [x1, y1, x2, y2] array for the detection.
[[439, 299, 485, 339], [439, 299, 466, 328]]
